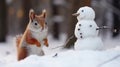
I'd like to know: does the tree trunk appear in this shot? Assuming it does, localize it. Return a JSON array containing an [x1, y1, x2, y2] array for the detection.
[[0, 0, 7, 42], [112, 0, 120, 37]]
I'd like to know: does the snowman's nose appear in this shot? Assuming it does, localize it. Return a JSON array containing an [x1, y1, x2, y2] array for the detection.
[[72, 13, 80, 16]]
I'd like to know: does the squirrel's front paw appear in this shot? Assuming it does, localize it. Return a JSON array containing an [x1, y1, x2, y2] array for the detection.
[[44, 43, 49, 47], [43, 39, 49, 47], [36, 42, 41, 47]]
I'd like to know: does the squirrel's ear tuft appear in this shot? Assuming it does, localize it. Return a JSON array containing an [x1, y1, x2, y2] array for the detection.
[[29, 9, 35, 20], [41, 9, 47, 18]]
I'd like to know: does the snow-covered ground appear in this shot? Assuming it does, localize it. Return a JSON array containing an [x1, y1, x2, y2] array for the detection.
[[0, 34, 120, 67], [5, 50, 120, 67]]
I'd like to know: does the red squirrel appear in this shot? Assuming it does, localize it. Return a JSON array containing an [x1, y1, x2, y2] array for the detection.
[[16, 9, 49, 61]]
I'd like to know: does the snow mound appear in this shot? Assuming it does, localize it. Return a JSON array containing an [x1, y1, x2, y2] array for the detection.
[[5, 50, 120, 67]]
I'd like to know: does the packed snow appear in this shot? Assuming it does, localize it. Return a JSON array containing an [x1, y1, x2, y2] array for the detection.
[[5, 50, 120, 67], [0, 34, 120, 67]]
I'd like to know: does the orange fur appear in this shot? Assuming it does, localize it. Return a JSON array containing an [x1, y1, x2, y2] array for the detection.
[[16, 35, 27, 61], [17, 47, 27, 61]]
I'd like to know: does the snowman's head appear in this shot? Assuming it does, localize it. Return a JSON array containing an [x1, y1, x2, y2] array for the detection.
[[72, 6, 95, 21]]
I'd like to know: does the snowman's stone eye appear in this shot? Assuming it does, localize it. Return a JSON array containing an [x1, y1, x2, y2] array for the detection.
[[81, 10, 84, 12], [80, 36, 83, 38], [80, 33, 82, 35], [89, 25, 92, 27], [78, 28, 80, 31], [79, 24, 81, 26]]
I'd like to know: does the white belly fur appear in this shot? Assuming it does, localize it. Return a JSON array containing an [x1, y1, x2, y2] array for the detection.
[[26, 44, 44, 56], [32, 28, 48, 41]]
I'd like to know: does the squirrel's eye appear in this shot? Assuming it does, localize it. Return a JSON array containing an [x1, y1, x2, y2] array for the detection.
[[34, 22, 37, 25]]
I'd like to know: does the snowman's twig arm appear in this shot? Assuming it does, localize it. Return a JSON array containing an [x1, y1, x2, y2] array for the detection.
[[96, 26, 118, 33], [96, 26, 111, 30]]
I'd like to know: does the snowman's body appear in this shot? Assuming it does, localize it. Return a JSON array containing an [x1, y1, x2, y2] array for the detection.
[[75, 20, 98, 38], [75, 35, 103, 50], [74, 6, 104, 50]]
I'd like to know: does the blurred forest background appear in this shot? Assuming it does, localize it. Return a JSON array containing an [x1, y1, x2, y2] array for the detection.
[[0, 0, 120, 43]]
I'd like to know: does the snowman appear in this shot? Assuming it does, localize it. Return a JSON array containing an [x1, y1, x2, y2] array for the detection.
[[73, 6, 104, 50]]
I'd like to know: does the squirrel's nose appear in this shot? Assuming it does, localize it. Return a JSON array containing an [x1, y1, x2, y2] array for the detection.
[[72, 13, 80, 16]]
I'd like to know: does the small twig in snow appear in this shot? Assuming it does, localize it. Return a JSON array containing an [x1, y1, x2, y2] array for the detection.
[[53, 53, 58, 57]]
